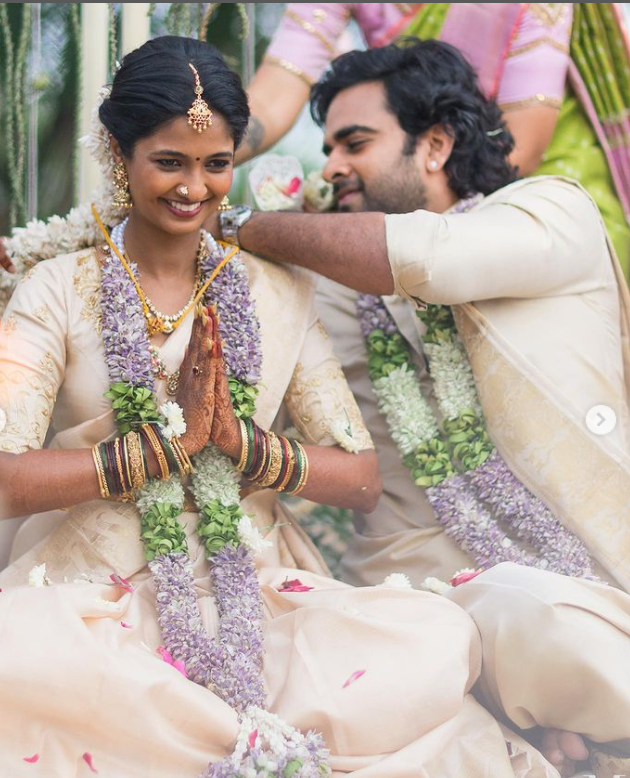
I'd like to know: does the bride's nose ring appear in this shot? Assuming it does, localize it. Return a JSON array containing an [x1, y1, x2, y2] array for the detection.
[[176, 184, 189, 197]]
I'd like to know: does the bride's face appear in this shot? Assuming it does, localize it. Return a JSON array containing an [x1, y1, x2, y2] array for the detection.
[[112, 113, 234, 236]]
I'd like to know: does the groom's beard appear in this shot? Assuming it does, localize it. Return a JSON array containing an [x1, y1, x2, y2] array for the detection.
[[334, 159, 429, 215]]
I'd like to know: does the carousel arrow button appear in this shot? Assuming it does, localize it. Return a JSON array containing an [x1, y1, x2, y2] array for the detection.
[[585, 404, 617, 436]]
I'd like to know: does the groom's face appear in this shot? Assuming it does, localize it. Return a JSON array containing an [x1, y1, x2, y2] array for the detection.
[[322, 81, 430, 214]]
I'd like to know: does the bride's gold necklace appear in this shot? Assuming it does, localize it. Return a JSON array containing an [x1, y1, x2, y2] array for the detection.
[[111, 229, 207, 335]]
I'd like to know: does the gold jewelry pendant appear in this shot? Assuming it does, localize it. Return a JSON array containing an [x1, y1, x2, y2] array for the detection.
[[166, 369, 181, 396], [113, 162, 133, 209], [218, 195, 231, 212]]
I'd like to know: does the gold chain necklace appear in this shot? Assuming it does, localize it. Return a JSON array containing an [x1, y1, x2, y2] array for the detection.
[[111, 227, 206, 336]]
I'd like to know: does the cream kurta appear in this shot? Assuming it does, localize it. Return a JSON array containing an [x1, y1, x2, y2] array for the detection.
[[0, 247, 566, 777], [319, 176, 630, 589]]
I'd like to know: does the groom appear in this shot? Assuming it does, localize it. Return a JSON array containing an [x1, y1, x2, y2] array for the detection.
[[217, 39, 630, 593]]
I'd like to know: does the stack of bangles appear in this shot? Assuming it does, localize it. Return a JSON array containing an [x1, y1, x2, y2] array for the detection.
[[235, 417, 309, 494], [91, 422, 194, 500]]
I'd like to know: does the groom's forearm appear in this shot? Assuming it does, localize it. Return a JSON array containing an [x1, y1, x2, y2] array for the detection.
[[238, 211, 395, 295]]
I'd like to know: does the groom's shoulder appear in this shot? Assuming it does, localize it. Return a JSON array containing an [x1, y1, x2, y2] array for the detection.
[[481, 175, 600, 222]]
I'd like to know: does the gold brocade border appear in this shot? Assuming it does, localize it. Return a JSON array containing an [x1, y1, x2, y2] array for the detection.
[[263, 55, 314, 87], [499, 94, 562, 111], [507, 35, 569, 58], [284, 8, 336, 56], [454, 301, 630, 590]]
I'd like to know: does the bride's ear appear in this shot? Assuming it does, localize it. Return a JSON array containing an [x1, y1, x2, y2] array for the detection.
[[109, 135, 124, 165]]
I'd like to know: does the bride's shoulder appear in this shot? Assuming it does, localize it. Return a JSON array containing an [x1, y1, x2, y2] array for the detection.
[[18, 246, 100, 283], [238, 249, 317, 297]]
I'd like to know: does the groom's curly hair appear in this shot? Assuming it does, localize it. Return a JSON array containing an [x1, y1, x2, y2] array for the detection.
[[310, 39, 518, 199]]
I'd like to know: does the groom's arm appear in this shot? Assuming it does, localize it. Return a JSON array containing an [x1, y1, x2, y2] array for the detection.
[[238, 212, 395, 295]]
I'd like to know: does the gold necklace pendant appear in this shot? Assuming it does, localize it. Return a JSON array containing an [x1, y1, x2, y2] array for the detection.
[[166, 369, 181, 396], [147, 317, 165, 336]]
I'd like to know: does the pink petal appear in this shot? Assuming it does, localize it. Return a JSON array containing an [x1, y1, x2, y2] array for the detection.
[[342, 669, 366, 689], [248, 729, 258, 749], [120, 622, 133, 629], [156, 646, 188, 678], [110, 573, 134, 593], [23, 754, 40, 764], [82, 753, 98, 774], [278, 578, 314, 593], [285, 176, 301, 195], [449, 570, 483, 587]]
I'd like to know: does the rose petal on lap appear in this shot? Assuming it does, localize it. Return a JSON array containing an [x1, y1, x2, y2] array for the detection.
[[110, 573, 134, 593], [82, 752, 98, 773], [120, 622, 133, 629], [23, 754, 39, 763], [342, 669, 366, 689], [156, 645, 188, 679], [248, 729, 258, 748]]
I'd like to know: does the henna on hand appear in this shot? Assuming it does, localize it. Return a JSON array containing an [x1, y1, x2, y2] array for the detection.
[[177, 305, 219, 456]]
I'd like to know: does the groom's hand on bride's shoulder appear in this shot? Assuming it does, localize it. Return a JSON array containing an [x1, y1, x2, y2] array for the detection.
[[0, 238, 16, 273]]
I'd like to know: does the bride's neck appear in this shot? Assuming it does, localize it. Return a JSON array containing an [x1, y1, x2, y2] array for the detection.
[[123, 212, 201, 281]]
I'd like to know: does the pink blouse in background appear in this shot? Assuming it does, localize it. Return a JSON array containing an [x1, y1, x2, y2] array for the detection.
[[265, 3, 573, 111]]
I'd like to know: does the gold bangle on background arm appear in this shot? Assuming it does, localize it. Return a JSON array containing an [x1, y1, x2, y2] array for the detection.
[[171, 437, 194, 476], [92, 445, 110, 499], [291, 441, 309, 495]]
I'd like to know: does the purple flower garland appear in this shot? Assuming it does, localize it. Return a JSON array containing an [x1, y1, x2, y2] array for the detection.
[[98, 221, 329, 776]]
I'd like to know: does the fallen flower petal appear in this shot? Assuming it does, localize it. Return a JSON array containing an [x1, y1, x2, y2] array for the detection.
[[120, 622, 133, 629], [278, 578, 314, 593], [23, 754, 40, 764], [82, 752, 98, 773], [449, 569, 483, 587], [156, 646, 188, 679], [343, 669, 366, 689], [248, 729, 258, 749], [284, 176, 302, 196], [110, 573, 134, 593]]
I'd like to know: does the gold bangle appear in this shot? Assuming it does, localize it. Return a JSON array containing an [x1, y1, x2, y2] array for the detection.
[[291, 441, 309, 495], [114, 438, 134, 501], [126, 431, 146, 489], [257, 431, 284, 488], [91, 445, 110, 499], [172, 437, 194, 476], [236, 418, 249, 471], [250, 429, 270, 482], [275, 436, 295, 492], [123, 435, 133, 490], [142, 424, 170, 481]]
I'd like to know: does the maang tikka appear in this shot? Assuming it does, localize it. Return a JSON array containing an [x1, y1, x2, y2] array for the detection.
[[187, 63, 213, 133]]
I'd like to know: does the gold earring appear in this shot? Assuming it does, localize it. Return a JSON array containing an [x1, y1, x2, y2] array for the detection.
[[113, 162, 133, 209], [218, 195, 231, 212]]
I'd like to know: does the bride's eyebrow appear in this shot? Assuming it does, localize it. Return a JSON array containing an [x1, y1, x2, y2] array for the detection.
[[150, 150, 234, 159]]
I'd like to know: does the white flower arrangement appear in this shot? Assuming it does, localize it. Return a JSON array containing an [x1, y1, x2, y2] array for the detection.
[[373, 364, 439, 455], [190, 443, 241, 507], [158, 401, 187, 439], [303, 170, 335, 212], [28, 563, 51, 588], [135, 475, 186, 515], [380, 572, 413, 590], [420, 576, 453, 596], [423, 340, 482, 419], [237, 515, 273, 556], [331, 419, 360, 454]]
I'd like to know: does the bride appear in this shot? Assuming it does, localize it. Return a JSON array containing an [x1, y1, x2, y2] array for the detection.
[[1, 34, 630, 778]]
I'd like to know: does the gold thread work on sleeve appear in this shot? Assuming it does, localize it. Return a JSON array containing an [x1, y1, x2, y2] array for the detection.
[[499, 94, 562, 112], [73, 251, 103, 333], [529, 3, 569, 27], [284, 8, 336, 55], [263, 55, 314, 86], [507, 36, 569, 58]]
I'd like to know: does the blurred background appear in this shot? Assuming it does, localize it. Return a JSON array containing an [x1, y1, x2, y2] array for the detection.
[[0, 3, 356, 233]]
